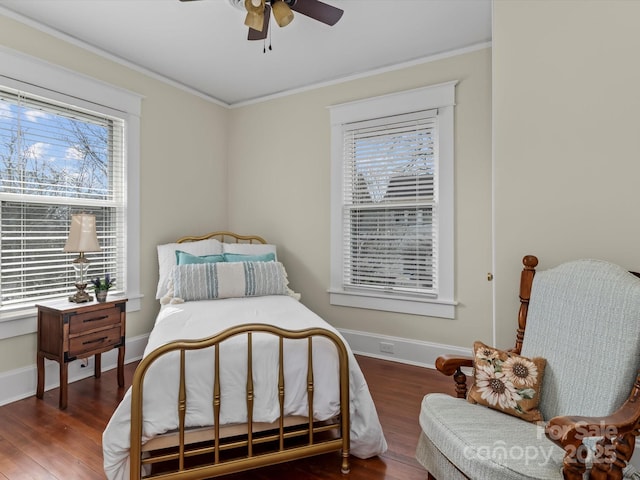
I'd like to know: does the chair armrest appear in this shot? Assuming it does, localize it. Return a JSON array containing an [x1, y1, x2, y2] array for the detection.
[[435, 355, 474, 399], [435, 354, 474, 376], [545, 393, 640, 479]]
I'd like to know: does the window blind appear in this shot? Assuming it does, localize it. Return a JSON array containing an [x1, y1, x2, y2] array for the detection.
[[0, 88, 126, 307], [342, 110, 438, 296]]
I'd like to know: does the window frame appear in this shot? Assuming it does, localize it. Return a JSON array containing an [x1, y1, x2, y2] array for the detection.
[[0, 47, 141, 339], [328, 81, 457, 318]]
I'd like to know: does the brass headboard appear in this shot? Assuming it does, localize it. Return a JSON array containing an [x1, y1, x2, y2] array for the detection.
[[176, 231, 267, 245]]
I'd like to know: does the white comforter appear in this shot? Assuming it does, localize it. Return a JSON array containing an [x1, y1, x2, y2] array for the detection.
[[102, 295, 387, 480]]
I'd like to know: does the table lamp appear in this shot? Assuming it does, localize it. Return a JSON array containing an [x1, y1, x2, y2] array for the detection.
[[64, 213, 101, 303]]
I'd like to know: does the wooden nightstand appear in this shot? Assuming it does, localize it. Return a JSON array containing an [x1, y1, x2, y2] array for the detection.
[[36, 297, 127, 409]]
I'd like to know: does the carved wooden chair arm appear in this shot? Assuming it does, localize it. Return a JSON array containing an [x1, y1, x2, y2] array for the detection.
[[545, 396, 640, 480], [435, 355, 474, 399]]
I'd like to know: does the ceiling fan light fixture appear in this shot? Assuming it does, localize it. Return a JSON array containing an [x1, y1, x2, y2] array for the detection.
[[244, 0, 265, 30], [272, 0, 294, 28]]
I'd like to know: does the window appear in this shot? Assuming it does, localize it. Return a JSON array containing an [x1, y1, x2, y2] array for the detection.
[[0, 48, 141, 337], [329, 82, 456, 318], [0, 88, 125, 306]]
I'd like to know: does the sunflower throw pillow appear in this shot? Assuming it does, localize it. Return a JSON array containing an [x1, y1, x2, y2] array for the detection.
[[467, 341, 546, 423]]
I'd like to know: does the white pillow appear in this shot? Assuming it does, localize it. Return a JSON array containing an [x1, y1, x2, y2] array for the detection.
[[156, 238, 223, 299], [222, 242, 277, 259]]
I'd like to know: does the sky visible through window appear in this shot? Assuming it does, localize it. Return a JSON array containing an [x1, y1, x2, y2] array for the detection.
[[0, 94, 109, 200]]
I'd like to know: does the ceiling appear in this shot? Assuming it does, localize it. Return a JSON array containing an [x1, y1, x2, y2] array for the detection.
[[0, 0, 492, 106]]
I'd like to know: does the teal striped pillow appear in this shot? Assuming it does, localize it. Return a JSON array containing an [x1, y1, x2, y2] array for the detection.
[[171, 261, 289, 301]]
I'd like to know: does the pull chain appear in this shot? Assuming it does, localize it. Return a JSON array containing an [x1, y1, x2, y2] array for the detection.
[[263, 15, 273, 53]]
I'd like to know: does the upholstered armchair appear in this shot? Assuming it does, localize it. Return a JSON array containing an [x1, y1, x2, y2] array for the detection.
[[417, 255, 640, 479]]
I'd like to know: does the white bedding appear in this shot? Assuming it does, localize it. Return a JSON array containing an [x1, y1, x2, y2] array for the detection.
[[102, 295, 387, 480]]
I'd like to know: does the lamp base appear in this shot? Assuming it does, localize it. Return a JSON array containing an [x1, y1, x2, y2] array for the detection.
[[69, 293, 93, 303], [69, 284, 93, 303]]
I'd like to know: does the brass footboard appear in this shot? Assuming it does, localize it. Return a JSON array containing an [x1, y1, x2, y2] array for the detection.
[[129, 323, 350, 479]]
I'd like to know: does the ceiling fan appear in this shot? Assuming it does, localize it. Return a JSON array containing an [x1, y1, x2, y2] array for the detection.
[[179, 0, 344, 41]]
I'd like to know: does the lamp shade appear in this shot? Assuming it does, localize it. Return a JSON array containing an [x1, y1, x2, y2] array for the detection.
[[244, 0, 265, 30], [245, 11, 265, 30], [272, 0, 293, 27], [64, 214, 101, 253]]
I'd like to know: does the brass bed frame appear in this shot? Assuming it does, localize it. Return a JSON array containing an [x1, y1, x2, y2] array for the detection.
[[128, 232, 351, 479]]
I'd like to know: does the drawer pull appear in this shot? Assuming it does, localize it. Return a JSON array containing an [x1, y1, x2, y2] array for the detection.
[[83, 315, 109, 323], [83, 337, 107, 345]]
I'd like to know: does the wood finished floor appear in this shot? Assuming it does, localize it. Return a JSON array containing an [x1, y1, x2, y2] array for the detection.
[[0, 355, 459, 480]]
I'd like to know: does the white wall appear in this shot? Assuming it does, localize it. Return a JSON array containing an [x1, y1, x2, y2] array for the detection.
[[227, 47, 493, 349], [493, 0, 640, 347]]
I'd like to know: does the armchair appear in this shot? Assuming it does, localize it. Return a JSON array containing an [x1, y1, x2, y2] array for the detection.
[[417, 255, 640, 480]]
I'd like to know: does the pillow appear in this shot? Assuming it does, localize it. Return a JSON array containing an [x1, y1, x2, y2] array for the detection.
[[168, 261, 290, 302], [222, 242, 277, 259], [176, 250, 225, 265], [156, 238, 222, 299], [223, 252, 276, 263], [467, 341, 546, 423]]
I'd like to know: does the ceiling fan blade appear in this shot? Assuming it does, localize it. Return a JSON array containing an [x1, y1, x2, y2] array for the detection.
[[248, 4, 270, 40], [289, 0, 343, 26]]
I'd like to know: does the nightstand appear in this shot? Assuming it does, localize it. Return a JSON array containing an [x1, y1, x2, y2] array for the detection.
[[36, 297, 127, 409]]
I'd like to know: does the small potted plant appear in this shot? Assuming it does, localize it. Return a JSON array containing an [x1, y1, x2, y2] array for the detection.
[[90, 274, 115, 303]]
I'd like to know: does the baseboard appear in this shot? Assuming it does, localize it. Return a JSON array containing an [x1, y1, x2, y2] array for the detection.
[[337, 328, 472, 369], [0, 333, 149, 407]]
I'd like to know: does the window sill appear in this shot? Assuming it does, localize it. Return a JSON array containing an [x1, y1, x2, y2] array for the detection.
[[0, 293, 142, 340], [328, 288, 456, 319]]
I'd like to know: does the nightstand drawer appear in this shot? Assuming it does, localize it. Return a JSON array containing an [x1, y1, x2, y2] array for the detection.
[[69, 325, 122, 357], [69, 306, 122, 334]]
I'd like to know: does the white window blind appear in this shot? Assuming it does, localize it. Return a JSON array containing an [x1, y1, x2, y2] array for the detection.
[[0, 87, 126, 307], [342, 110, 438, 296]]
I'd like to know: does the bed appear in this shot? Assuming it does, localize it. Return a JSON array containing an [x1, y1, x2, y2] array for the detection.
[[102, 232, 387, 480]]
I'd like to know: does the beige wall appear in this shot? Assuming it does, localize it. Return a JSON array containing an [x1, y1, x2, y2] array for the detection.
[[227, 47, 493, 348], [493, 0, 640, 347], [0, 14, 229, 373]]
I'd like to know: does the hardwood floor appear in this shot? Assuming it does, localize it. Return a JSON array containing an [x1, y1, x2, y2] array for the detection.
[[0, 355, 459, 479]]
